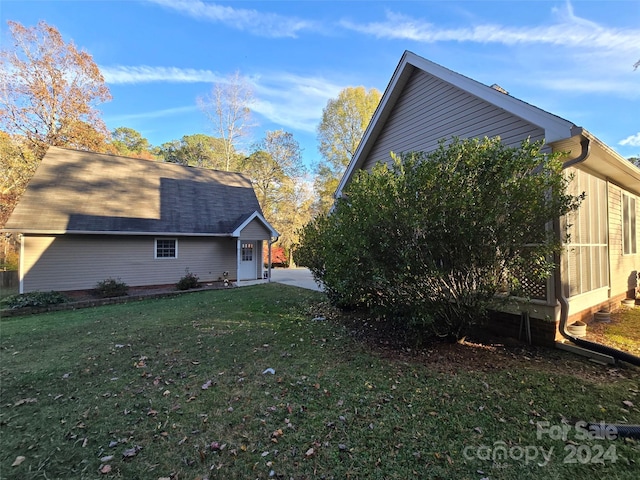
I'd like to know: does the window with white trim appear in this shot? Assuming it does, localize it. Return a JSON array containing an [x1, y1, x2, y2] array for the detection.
[[155, 238, 177, 258], [623, 193, 637, 255], [241, 242, 254, 261]]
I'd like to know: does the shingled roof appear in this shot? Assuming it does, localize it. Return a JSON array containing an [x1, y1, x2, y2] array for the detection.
[[4, 146, 266, 236]]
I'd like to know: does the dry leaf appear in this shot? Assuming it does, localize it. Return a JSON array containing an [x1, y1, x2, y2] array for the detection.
[[123, 445, 142, 459], [99, 464, 112, 474], [622, 400, 634, 408], [305, 447, 315, 457], [12, 456, 26, 467]]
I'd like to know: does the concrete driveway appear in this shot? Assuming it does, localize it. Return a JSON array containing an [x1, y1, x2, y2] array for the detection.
[[269, 267, 324, 292]]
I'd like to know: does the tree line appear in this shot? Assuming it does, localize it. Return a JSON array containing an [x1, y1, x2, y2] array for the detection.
[[0, 20, 381, 267]]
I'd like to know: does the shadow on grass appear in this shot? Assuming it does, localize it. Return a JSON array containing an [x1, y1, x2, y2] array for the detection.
[[587, 306, 640, 356]]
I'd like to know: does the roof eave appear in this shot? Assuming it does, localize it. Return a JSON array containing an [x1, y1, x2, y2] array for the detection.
[[335, 50, 577, 199], [231, 211, 279, 238], [0, 229, 234, 237]]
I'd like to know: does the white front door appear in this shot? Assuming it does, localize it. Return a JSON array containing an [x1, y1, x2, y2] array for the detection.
[[239, 241, 257, 280]]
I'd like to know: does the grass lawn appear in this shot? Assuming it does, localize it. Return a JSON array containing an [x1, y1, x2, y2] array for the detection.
[[1, 283, 639, 479], [588, 307, 640, 356]]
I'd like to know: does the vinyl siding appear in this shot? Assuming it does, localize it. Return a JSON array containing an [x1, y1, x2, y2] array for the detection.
[[21, 235, 238, 293], [363, 69, 545, 171], [239, 219, 271, 240], [608, 184, 639, 297]]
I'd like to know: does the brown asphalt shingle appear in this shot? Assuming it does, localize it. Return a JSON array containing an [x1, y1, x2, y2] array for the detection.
[[4, 146, 263, 235]]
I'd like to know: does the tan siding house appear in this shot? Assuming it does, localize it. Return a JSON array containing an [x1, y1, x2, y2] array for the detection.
[[4, 147, 278, 293], [336, 51, 640, 347], [364, 68, 545, 172]]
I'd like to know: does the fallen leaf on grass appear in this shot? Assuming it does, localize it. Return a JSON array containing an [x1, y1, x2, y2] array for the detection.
[[13, 398, 37, 407], [12, 456, 26, 467], [201, 380, 213, 390], [122, 445, 142, 459], [622, 400, 634, 408], [99, 464, 111, 474], [305, 447, 315, 458]]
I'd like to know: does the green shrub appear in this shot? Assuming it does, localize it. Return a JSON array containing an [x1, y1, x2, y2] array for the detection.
[[296, 137, 583, 341], [176, 269, 200, 290], [94, 278, 128, 298], [2, 291, 69, 310]]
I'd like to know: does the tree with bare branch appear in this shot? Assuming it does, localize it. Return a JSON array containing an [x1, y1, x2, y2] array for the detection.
[[197, 71, 254, 171]]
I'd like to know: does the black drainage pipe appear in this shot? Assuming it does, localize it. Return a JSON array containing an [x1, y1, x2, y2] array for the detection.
[[553, 136, 640, 367], [588, 423, 640, 440]]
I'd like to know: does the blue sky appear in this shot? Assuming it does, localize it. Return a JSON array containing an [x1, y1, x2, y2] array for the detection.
[[1, 0, 639, 169]]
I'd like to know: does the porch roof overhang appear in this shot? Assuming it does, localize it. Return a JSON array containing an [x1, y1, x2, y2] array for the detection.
[[231, 211, 279, 239]]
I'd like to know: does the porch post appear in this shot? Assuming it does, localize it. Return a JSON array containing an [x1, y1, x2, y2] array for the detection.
[[268, 238, 273, 282], [236, 238, 241, 283]]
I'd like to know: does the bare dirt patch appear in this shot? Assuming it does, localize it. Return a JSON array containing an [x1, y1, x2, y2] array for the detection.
[[333, 309, 640, 383]]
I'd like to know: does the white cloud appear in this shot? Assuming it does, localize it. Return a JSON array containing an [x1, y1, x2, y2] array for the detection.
[[101, 65, 224, 84], [147, 0, 317, 38], [249, 72, 343, 133], [620, 132, 640, 147], [337, 2, 639, 98], [338, 4, 638, 54], [100, 65, 343, 134]]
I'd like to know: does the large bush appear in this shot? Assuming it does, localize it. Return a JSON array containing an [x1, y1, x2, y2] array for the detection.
[[296, 137, 582, 341]]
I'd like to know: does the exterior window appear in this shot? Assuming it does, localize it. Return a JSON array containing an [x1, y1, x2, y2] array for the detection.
[[623, 193, 637, 255], [241, 243, 254, 261], [155, 239, 177, 258]]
